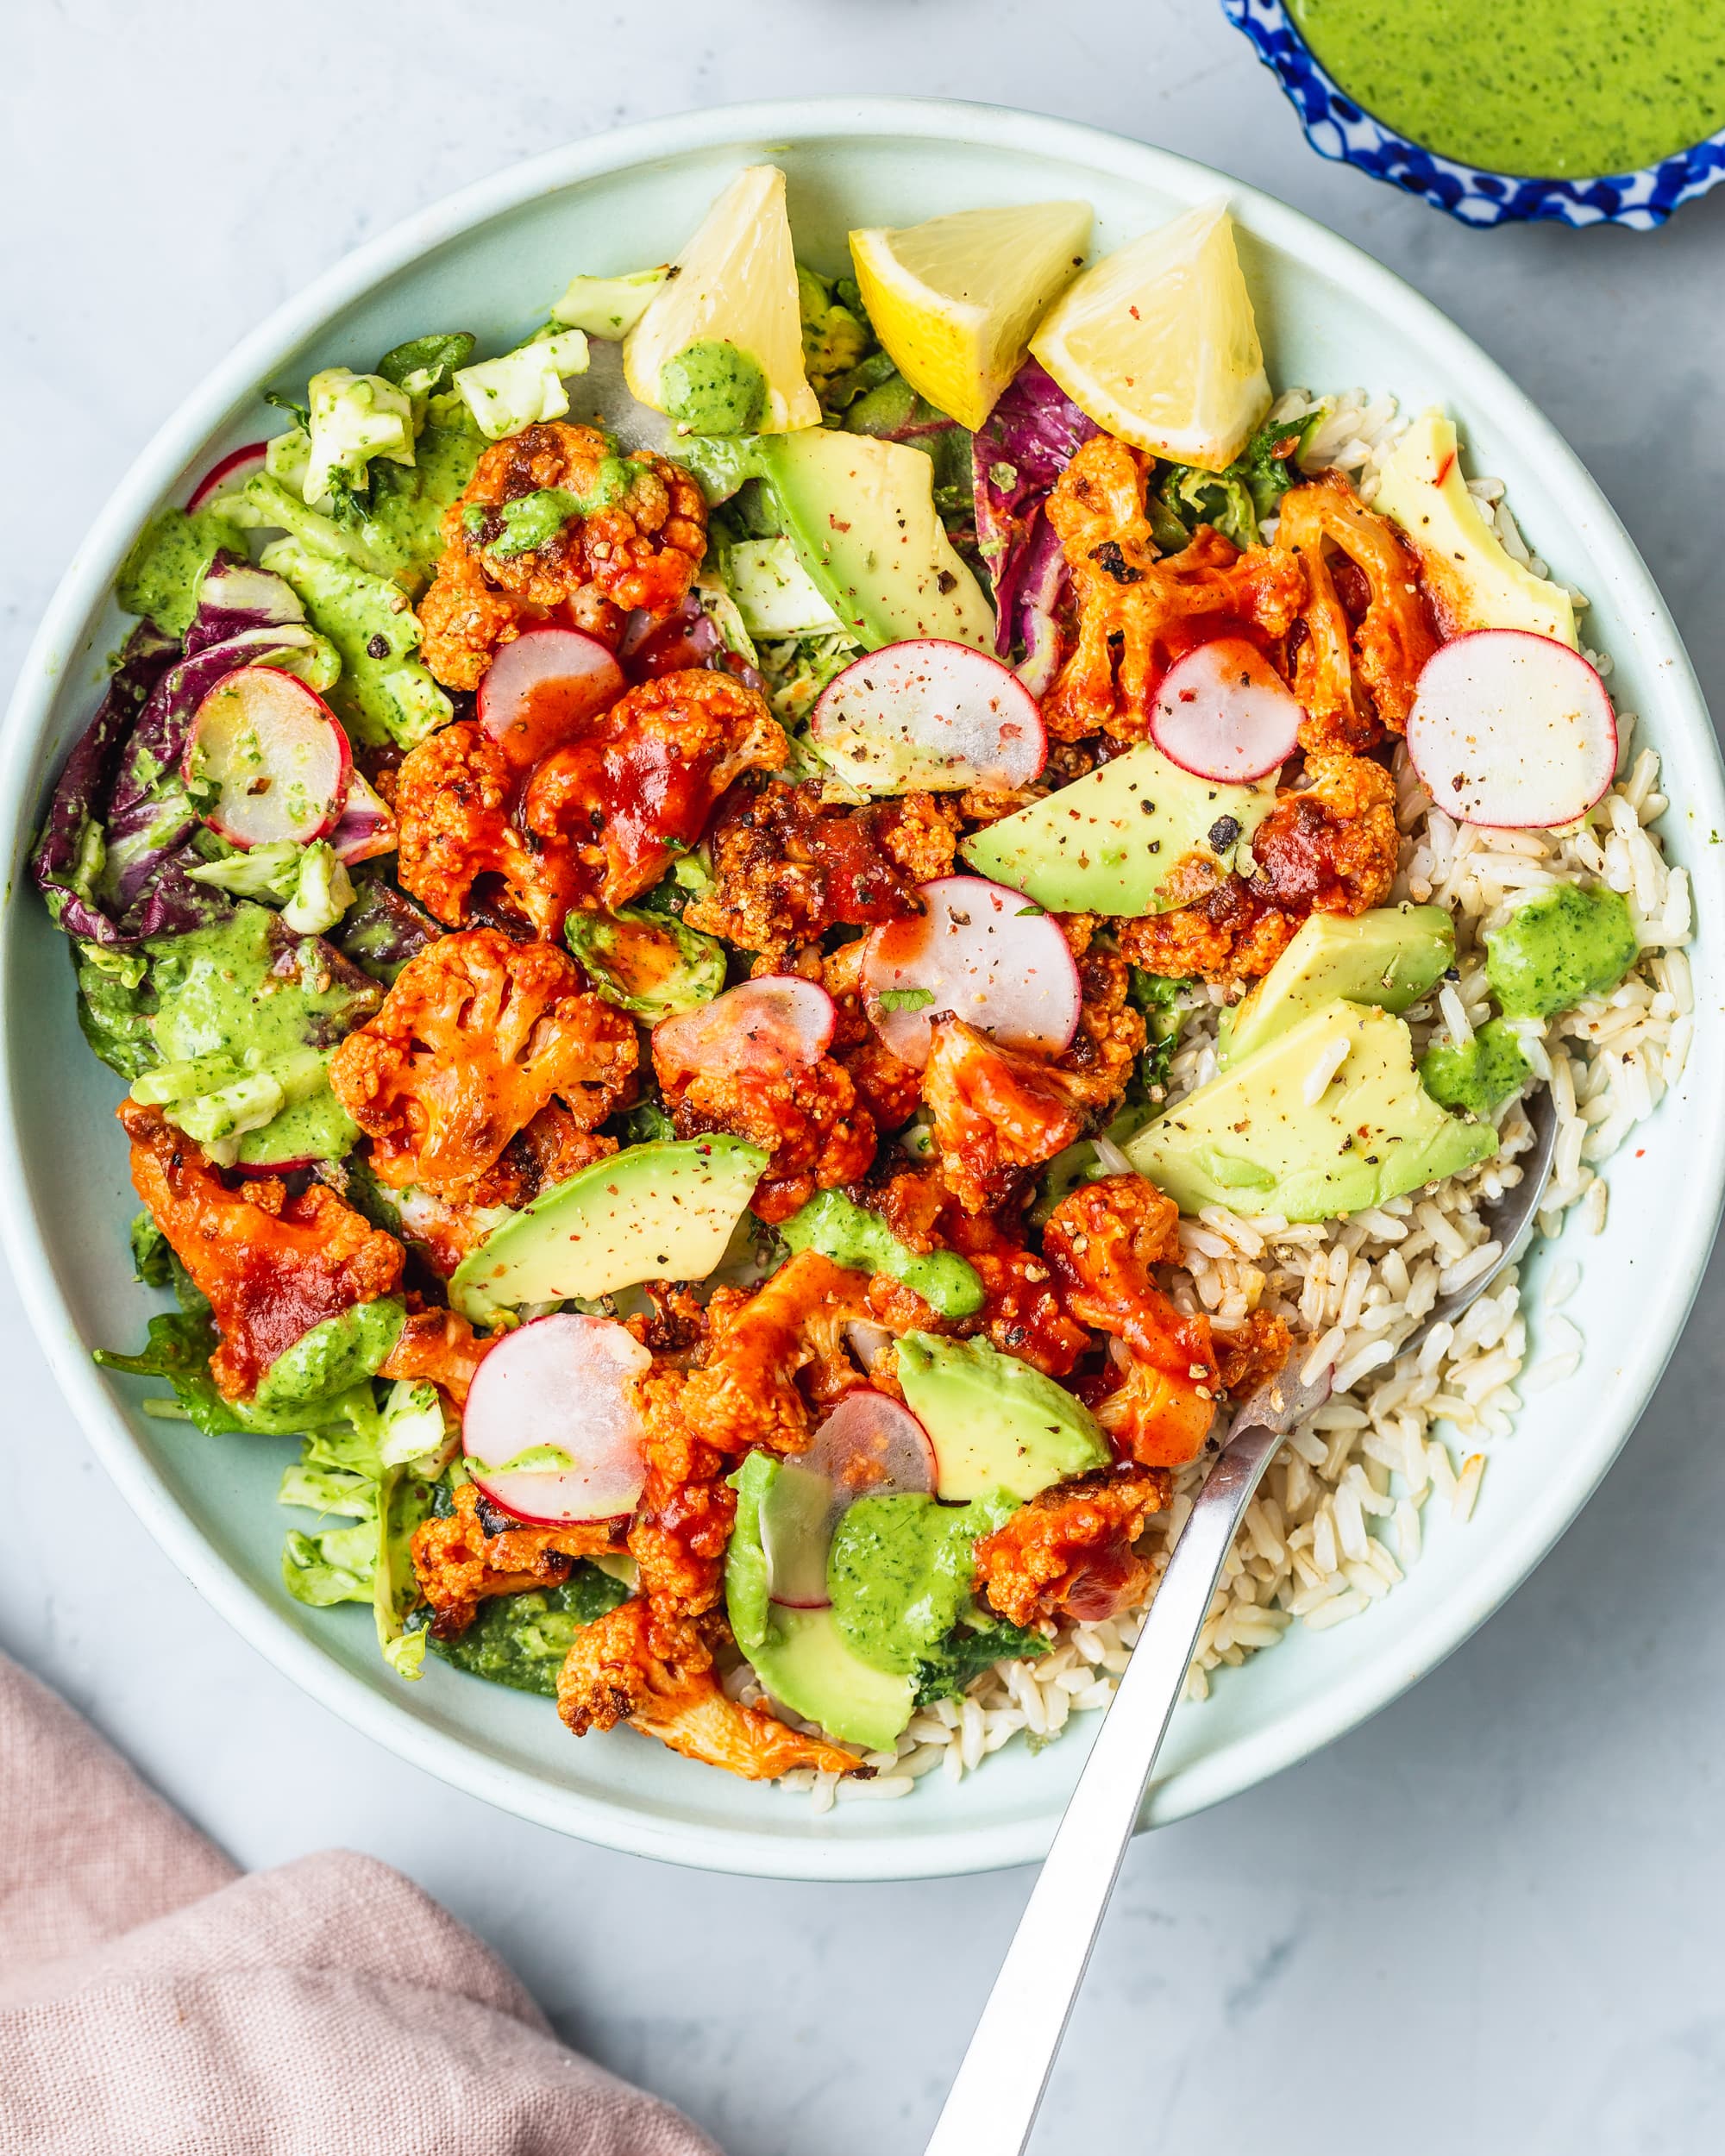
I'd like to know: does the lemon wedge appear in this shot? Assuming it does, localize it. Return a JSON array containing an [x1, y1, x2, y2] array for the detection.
[[624, 165, 819, 435], [848, 201, 1092, 430], [1030, 199, 1270, 472]]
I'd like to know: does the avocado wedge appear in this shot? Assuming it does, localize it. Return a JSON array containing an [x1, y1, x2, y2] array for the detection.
[[449, 1136, 767, 1326], [1128, 999, 1497, 1222]]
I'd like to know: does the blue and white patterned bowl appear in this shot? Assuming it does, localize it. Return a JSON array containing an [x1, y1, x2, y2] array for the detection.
[[1224, 0, 1725, 229]]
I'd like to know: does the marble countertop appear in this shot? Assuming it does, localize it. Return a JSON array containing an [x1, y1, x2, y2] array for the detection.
[[6, 3, 1725, 2149]]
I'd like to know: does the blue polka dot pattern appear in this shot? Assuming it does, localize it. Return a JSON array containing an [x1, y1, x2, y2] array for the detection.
[[1222, 0, 1725, 230]]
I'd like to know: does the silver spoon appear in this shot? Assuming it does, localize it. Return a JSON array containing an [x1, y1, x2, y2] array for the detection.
[[925, 1084, 1559, 2156]]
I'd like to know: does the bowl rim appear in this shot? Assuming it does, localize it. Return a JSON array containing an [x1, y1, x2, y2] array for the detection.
[[4, 93, 1722, 1879]]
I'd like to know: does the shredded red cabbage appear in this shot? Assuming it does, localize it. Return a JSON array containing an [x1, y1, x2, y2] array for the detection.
[[970, 361, 1096, 685]]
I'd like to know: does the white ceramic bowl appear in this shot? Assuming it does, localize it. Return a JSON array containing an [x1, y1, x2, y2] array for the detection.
[[4, 99, 1720, 1880]]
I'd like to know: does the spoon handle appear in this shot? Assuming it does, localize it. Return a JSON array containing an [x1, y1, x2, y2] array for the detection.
[[923, 1415, 1286, 2156]]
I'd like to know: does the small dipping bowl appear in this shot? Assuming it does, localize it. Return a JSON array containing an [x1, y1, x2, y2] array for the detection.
[[1223, 0, 1725, 229]]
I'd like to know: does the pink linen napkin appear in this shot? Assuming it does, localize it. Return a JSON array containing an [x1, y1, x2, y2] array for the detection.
[[0, 1652, 722, 2155]]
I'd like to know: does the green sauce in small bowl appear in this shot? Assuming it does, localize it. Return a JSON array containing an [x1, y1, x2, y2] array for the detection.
[[1285, 0, 1725, 180]]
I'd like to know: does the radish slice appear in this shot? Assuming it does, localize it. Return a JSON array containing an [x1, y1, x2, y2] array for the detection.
[[653, 976, 836, 1085], [329, 769, 398, 865], [762, 1393, 937, 1608], [462, 1313, 650, 1525], [1405, 629, 1617, 829], [761, 1460, 837, 1608], [478, 626, 625, 769], [1149, 637, 1302, 783], [802, 1389, 936, 1503], [811, 639, 1047, 795], [860, 874, 1083, 1069], [187, 440, 268, 514], [185, 667, 352, 849]]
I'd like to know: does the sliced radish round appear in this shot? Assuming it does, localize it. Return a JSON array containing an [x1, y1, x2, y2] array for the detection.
[[801, 1389, 936, 1503], [329, 768, 398, 865], [653, 976, 836, 1086], [1405, 630, 1617, 829], [762, 1393, 937, 1609], [812, 639, 1047, 795], [761, 1460, 837, 1608], [861, 874, 1083, 1069], [618, 595, 724, 681], [462, 1313, 650, 1525], [185, 667, 351, 849], [187, 440, 268, 514], [1149, 637, 1302, 783], [478, 626, 625, 770]]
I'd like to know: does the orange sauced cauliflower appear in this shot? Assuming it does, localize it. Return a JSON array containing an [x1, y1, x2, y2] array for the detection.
[[393, 674, 787, 937], [121, 1101, 403, 1401], [328, 928, 636, 1192], [417, 422, 706, 690], [555, 1599, 862, 1778]]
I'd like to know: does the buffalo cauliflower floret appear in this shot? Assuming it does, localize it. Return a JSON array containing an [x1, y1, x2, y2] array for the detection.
[[411, 1481, 625, 1638], [329, 928, 636, 1192], [555, 1598, 861, 1777], [972, 1463, 1170, 1627], [120, 1100, 403, 1401], [417, 422, 706, 690], [921, 1018, 1088, 1215]]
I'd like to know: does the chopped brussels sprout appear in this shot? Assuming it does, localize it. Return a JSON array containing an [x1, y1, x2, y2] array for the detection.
[[454, 327, 592, 440], [565, 906, 726, 1019], [727, 535, 847, 637], [188, 838, 355, 936], [303, 367, 416, 506], [552, 266, 672, 337]]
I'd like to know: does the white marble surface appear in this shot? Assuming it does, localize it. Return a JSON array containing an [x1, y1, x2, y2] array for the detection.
[[7, 4, 1725, 2150]]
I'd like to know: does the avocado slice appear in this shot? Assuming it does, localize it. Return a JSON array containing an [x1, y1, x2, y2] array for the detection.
[[896, 1332, 1110, 1501], [724, 1453, 915, 1752], [776, 1189, 984, 1319], [960, 742, 1277, 916], [1373, 411, 1577, 647], [696, 429, 995, 653], [1218, 905, 1454, 1067], [1128, 999, 1497, 1222], [449, 1136, 768, 1326]]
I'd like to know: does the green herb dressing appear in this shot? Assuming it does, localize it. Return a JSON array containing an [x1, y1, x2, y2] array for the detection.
[[1287, 0, 1725, 179], [1484, 882, 1638, 1018], [138, 901, 374, 1163], [826, 1489, 1019, 1676]]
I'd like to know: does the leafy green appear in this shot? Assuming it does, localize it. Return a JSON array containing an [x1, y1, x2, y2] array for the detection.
[[756, 630, 862, 727], [1127, 968, 1186, 1102], [428, 1569, 632, 1695], [1151, 411, 1323, 550], [376, 331, 476, 397], [74, 942, 157, 1081], [129, 1213, 172, 1288], [95, 1307, 380, 1440], [615, 1097, 675, 1147], [913, 1618, 1049, 1708], [277, 1384, 448, 1677]]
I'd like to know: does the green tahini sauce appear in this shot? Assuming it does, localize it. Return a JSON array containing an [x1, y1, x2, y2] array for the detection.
[[1286, 0, 1725, 179], [659, 340, 767, 435], [1485, 882, 1638, 1019]]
